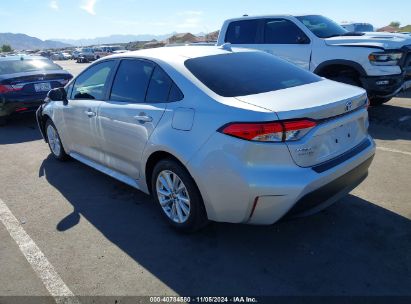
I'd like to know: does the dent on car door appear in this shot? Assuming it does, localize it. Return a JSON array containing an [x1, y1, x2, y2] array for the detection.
[[63, 60, 116, 162], [98, 59, 175, 179]]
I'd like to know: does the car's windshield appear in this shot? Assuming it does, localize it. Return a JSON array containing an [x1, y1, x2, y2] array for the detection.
[[184, 52, 321, 97], [296, 15, 348, 38], [0, 58, 62, 75]]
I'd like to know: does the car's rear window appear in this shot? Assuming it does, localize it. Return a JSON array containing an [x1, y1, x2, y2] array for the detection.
[[184, 52, 321, 97], [0, 58, 62, 75]]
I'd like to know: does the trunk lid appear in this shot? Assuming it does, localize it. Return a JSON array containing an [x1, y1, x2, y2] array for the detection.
[[235, 80, 369, 168], [0, 70, 72, 96]]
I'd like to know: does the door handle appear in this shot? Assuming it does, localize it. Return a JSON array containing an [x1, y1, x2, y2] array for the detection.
[[84, 110, 96, 117], [134, 114, 153, 123]]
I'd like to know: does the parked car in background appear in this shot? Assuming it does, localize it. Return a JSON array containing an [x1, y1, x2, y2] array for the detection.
[[51, 52, 72, 61], [71, 49, 81, 60], [94, 45, 126, 59], [218, 14, 411, 105], [341, 22, 374, 32], [0, 55, 72, 125], [37, 46, 375, 232], [77, 47, 96, 62]]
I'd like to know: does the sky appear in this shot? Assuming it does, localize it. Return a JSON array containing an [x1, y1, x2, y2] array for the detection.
[[0, 0, 409, 40]]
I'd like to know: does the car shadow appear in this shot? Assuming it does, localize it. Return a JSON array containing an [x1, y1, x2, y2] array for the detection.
[[38, 155, 411, 296], [0, 113, 43, 144], [368, 102, 411, 140]]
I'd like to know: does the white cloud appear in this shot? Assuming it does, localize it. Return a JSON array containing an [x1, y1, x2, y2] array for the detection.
[[49, 0, 59, 10], [80, 0, 98, 15]]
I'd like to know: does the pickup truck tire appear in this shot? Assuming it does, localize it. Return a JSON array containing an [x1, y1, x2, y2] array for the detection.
[[369, 97, 391, 106]]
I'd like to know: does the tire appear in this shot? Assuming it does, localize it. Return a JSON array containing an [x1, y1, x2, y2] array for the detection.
[[151, 158, 208, 232], [369, 97, 391, 106], [45, 119, 69, 161], [0, 116, 7, 127]]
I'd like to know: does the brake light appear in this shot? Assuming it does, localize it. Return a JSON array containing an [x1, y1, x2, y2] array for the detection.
[[219, 119, 316, 142], [0, 84, 23, 94]]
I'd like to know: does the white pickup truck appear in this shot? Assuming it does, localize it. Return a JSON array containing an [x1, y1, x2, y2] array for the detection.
[[217, 15, 411, 105]]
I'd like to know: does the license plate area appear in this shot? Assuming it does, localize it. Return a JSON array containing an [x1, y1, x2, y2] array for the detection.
[[286, 113, 368, 168], [329, 122, 355, 149], [34, 82, 51, 92]]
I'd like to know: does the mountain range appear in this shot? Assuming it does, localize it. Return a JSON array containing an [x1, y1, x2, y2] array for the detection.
[[53, 32, 208, 46], [0, 31, 211, 51], [0, 33, 71, 50]]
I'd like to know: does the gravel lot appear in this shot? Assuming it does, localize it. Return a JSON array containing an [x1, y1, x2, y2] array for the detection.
[[1, 60, 411, 300]]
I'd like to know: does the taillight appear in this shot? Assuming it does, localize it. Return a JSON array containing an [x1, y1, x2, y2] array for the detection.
[[0, 84, 23, 94], [219, 119, 316, 142], [282, 119, 317, 141]]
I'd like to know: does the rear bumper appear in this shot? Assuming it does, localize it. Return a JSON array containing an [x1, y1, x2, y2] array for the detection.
[[189, 129, 376, 225], [285, 155, 373, 218], [247, 138, 375, 225], [0, 97, 45, 117]]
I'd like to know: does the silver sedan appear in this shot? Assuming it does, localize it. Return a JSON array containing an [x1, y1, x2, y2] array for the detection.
[[37, 46, 375, 232]]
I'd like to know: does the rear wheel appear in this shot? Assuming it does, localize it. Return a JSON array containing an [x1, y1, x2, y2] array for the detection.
[[45, 119, 69, 161], [151, 159, 208, 232]]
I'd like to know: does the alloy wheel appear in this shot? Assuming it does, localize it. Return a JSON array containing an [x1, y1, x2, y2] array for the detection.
[[156, 170, 191, 223]]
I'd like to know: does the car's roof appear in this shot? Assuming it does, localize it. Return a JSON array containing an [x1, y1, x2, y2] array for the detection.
[[105, 45, 258, 64], [0, 55, 48, 61], [224, 14, 316, 22]]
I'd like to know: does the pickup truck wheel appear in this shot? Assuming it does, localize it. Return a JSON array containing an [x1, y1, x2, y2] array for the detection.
[[152, 158, 208, 233], [45, 119, 69, 161], [369, 97, 391, 106]]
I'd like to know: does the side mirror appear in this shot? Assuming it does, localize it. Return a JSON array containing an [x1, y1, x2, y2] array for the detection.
[[47, 87, 68, 105]]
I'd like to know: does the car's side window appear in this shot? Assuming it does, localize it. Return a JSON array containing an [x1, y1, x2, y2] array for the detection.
[[264, 19, 310, 44], [110, 59, 154, 103], [225, 19, 260, 44], [168, 84, 184, 102], [65, 81, 74, 98], [145, 67, 172, 103], [71, 61, 116, 100]]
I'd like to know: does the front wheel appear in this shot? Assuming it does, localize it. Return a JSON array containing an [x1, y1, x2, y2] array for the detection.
[[151, 159, 208, 232], [45, 119, 69, 161]]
